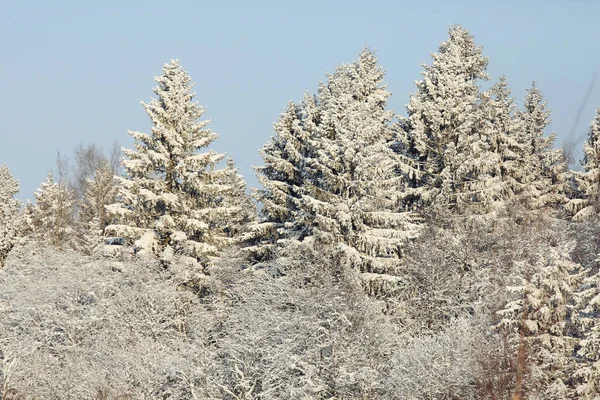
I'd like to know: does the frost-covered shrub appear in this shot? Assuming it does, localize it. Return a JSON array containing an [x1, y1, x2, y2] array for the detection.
[[399, 208, 587, 398], [401, 214, 516, 334], [0, 239, 403, 399], [570, 216, 600, 269], [77, 159, 117, 255], [208, 240, 401, 400], [387, 317, 497, 400], [0, 243, 223, 399]]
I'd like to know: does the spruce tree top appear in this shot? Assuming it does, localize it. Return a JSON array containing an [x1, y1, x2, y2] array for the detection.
[[106, 60, 232, 264], [0, 165, 19, 201], [519, 82, 553, 155], [406, 25, 499, 212], [123, 59, 221, 186], [408, 25, 490, 158], [429, 25, 489, 82], [583, 107, 600, 173]]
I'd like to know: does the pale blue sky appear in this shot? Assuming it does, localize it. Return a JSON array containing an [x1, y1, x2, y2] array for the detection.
[[2, 0, 599, 201]]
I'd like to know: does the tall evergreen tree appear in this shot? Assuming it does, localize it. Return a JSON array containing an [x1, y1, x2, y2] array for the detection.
[[572, 257, 600, 398], [299, 48, 419, 293], [405, 25, 502, 213], [496, 240, 580, 399], [515, 82, 566, 210], [24, 172, 75, 248], [485, 75, 528, 200], [568, 107, 600, 220], [216, 156, 255, 245], [0, 165, 21, 266], [582, 108, 600, 179], [105, 60, 231, 266], [246, 98, 314, 261]]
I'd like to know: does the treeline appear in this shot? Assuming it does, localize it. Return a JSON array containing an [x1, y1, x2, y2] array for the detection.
[[1, 25, 600, 399]]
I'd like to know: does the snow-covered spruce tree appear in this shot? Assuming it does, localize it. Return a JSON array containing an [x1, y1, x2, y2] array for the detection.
[[299, 48, 419, 296], [105, 60, 229, 266], [485, 75, 528, 200], [515, 82, 566, 211], [496, 233, 581, 399], [24, 172, 75, 248], [246, 96, 317, 262], [405, 25, 502, 214], [215, 156, 255, 245], [77, 159, 117, 255], [0, 165, 21, 267], [567, 107, 600, 221], [572, 258, 600, 398]]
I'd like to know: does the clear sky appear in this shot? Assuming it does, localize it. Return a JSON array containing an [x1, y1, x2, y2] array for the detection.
[[2, 0, 599, 201]]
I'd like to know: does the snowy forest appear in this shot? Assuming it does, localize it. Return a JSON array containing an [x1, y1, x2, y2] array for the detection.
[[1, 25, 600, 399]]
